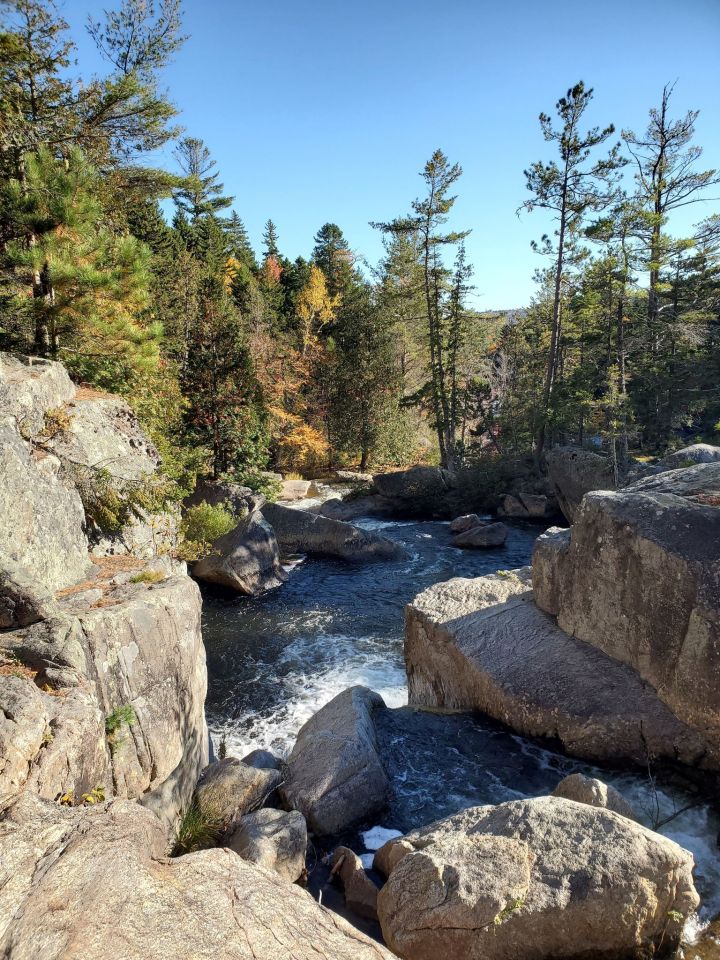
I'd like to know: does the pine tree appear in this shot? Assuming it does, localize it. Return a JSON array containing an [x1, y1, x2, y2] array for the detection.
[[262, 219, 280, 259], [173, 137, 233, 221], [521, 81, 623, 461], [312, 222, 354, 299]]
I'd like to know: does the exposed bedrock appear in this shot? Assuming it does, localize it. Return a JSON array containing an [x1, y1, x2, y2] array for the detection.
[[0, 794, 393, 959]]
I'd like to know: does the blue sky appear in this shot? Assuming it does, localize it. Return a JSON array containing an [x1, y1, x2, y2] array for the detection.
[[61, 0, 720, 307]]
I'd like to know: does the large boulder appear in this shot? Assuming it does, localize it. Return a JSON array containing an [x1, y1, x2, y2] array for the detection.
[[279, 479, 315, 501], [195, 758, 282, 839], [228, 808, 307, 882], [0, 419, 90, 592], [0, 794, 394, 959], [451, 521, 507, 549], [551, 773, 637, 821], [192, 508, 287, 594], [185, 477, 262, 515], [376, 797, 699, 960], [497, 493, 557, 520], [546, 445, 616, 522], [262, 501, 407, 562], [372, 465, 454, 517], [279, 686, 390, 835], [405, 568, 708, 766], [533, 468, 720, 766]]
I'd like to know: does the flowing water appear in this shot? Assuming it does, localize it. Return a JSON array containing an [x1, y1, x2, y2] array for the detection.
[[202, 511, 720, 945]]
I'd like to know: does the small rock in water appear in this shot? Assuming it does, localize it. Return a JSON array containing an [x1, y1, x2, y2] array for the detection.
[[361, 826, 403, 851]]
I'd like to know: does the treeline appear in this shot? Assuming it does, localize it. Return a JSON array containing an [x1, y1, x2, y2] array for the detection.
[[1, 1, 718, 497]]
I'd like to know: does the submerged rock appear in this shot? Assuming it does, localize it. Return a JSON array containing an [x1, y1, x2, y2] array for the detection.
[[262, 501, 407, 562], [0, 794, 393, 959], [405, 568, 707, 766], [376, 796, 699, 960], [228, 808, 307, 882], [280, 686, 390, 835], [546, 445, 616, 522], [192, 508, 287, 594]]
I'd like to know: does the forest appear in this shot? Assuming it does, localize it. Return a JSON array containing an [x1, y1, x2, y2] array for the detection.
[[1, 0, 718, 501]]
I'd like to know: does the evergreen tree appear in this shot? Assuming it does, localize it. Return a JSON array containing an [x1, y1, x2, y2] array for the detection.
[[173, 137, 233, 221], [312, 222, 354, 299], [262, 219, 279, 259]]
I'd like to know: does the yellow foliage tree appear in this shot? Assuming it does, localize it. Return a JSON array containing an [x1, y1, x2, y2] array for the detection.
[[296, 265, 339, 355]]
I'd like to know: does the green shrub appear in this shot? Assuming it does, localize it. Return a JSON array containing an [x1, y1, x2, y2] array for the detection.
[[229, 468, 282, 501], [129, 570, 166, 585], [171, 801, 222, 856], [176, 501, 237, 562], [106, 704, 136, 734]]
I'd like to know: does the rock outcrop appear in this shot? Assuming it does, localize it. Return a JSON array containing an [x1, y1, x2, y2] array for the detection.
[[262, 501, 407, 562], [657, 442, 720, 471], [546, 445, 616, 522], [279, 686, 390, 835], [405, 568, 708, 765], [533, 467, 720, 766], [192, 508, 287, 594], [376, 797, 699, 960], [0, 354, 209, 829], [228, 808, 307, 882], [497, 492, 556, 520], [0, 794, 393, 959]]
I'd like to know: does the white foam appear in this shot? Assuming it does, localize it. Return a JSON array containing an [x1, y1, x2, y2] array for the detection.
[[361, 826, 403, 850]]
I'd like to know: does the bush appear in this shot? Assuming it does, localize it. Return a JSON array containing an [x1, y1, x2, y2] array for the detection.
[[176, 501, 237, 561]]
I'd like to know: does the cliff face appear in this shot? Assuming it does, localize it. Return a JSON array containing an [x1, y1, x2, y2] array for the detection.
[[0, 355, 207, 826]]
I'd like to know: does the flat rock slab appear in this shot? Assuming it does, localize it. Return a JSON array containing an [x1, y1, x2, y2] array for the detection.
[[405, 568, 708, 766]]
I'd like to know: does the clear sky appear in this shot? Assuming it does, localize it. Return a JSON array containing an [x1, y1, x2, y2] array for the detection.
[[61, 0, 720, 308]]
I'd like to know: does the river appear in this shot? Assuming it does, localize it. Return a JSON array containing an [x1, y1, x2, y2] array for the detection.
[[201, 510, 720, 942]]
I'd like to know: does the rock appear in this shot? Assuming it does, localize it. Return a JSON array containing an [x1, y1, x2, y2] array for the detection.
[[0, 795, 394, 959], [0, 419, 90, 592], [0, 354, 75, 436], [449, 513, 482, 533], [0, 555, 59, 628], [0, 677, 50, 810], [372, 465, 454, 517], [405, 568, 708, 766], [279, 686, 390, 836], [452, 521, 507, 548], [658, 442, 720, 470], [45, 392, 161, 482], [529, 526, 570, 615], [551, 773, 637, 820], [335, 470, 374, 486], [192, 508, 287, 594], [373, 838, 415, 877], [279, 479, 313, 501], [376, 796, 699, 960], [546, 445, 616, 522], [241, 748, 282, 771], [185, 477, 262, 515], [262, 502, 407, 562], [498, 493, 557, 519], [533, 477, 720, 766], [228, 808, 307, 882], [195, 758, 281, 839], [330, 846, 379, 920], [318, 495, 396, 522]]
